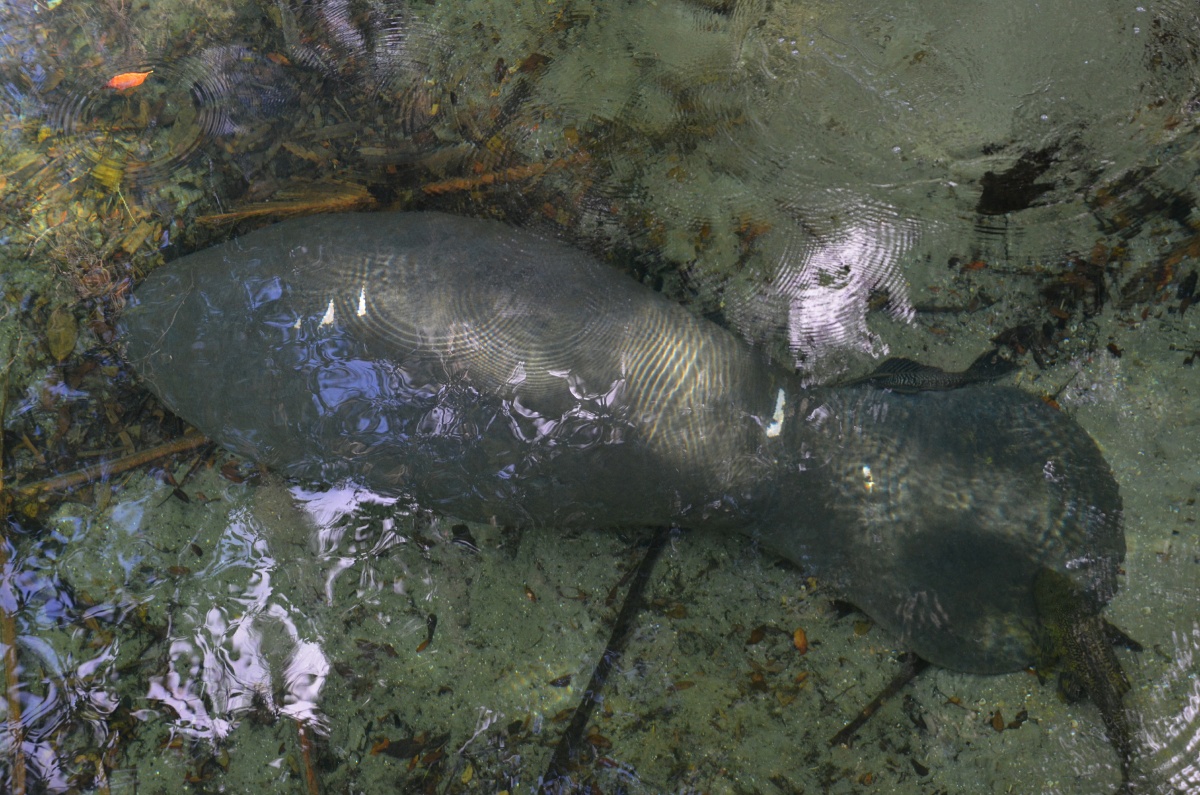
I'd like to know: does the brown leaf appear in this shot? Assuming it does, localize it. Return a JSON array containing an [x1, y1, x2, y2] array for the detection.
[[46, 307, 77, 361]]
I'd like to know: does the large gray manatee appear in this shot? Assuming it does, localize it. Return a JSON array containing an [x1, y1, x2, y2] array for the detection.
[[118, 211, 1124, 677]]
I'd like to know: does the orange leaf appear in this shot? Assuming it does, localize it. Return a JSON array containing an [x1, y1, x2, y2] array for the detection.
[[105, 71, 152, 90]]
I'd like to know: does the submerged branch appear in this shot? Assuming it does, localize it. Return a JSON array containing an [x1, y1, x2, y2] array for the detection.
[[11, 433, 210, 499]]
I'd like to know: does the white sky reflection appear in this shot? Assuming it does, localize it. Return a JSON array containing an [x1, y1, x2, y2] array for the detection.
[[145, 506, 330, 742], [772, 203, 918, 364]]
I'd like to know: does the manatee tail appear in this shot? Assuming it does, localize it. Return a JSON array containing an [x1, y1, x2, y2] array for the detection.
[[1033, 567, 1140, 788]]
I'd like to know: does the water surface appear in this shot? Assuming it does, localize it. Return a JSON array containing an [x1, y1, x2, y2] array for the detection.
[[1, 1, 1199, 792]]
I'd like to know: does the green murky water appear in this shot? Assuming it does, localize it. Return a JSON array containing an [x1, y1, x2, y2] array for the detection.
[[2, 1, 1200, 792]]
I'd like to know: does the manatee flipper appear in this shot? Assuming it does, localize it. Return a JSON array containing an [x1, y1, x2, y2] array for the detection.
[[1034, 567, 1138, 788], [846, 348, 1018, 392], [1104, 621, 1144, 653]]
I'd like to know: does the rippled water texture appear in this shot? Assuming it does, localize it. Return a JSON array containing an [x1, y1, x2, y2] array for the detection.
[[2, 0, 1200, 793]]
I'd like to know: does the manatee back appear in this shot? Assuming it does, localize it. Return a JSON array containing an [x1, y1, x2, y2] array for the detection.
[[119, 211, 777, 526]]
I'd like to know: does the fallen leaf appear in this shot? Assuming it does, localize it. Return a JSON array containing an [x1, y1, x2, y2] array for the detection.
[[105, 71, 153, 90], [46, 306, 77, 361]]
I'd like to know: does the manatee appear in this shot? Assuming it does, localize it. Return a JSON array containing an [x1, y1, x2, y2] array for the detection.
[[118, 211, 1131, 761], [839, 348, 1018, 392]]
